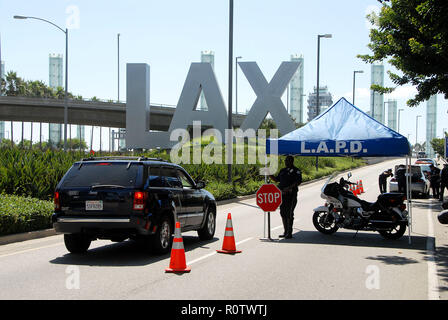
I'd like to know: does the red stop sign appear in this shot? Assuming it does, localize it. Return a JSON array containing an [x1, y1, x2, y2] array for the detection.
[[256, 184, 282, 212]]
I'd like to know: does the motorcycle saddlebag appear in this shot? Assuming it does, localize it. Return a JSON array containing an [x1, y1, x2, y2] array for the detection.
[[377, 193, 406, 207]]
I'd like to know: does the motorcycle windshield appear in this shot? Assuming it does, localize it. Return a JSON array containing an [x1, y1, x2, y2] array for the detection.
[[321, 173, 337, 193], [322, 173, 350, 192]]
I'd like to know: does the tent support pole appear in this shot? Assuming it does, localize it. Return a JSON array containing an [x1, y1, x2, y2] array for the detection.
[[406, 155, 412, 245], [261, 154, 273, 241]]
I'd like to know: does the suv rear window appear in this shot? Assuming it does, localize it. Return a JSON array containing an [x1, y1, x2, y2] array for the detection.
[[61, 162, 142, 188], [147, 166, 183, 188]]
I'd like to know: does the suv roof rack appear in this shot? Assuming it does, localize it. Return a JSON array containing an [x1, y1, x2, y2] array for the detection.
[[77, 156, 168, 170], [80, 156, 168, 162]]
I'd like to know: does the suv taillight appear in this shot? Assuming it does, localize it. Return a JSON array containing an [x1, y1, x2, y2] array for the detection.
[[133, 191, 148, 211], [54, 191, 61, 211]]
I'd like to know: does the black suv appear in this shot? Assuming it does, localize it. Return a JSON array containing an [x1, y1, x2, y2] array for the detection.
[[52, 157, 217, 254]]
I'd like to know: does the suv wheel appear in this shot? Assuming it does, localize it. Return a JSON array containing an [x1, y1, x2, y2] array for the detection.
[[151, 215, 173, 254], [198, 207, 216, 241], [64, 234, 91, 254]]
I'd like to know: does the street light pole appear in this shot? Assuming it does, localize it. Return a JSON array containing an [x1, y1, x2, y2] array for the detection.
[[117, 33, 120, 102], [14, 15, 69, 151], [316, 34, 332, 118], [398, 108, 404, 133], [227, 0, 234, 183], [64, 27, 68, 151], [416, 115, 422, 146], [315, 34, 331, 172], [235, 56, 242, 115], [352, 70, 363, 105], [383, 100, 391, 127]]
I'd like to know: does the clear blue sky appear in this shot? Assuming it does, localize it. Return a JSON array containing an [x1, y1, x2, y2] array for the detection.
[[0, 0, 446, 148]]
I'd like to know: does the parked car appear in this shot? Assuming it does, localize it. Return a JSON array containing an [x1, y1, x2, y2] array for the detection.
[[389, 165, 430, 197], [415, 158, 438, 167], [416, 163, 432, 179], [52, 157, 217, 254], [417, 151, 427, 158]]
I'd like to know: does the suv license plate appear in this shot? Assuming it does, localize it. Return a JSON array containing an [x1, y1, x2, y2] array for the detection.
[[86, 200, 103, 211]]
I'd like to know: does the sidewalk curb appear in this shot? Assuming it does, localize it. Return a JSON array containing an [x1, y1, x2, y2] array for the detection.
[[0, 229, 57, 246]]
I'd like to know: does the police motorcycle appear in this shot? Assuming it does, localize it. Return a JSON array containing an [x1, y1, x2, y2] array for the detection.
[[312, 173, 409, 240]]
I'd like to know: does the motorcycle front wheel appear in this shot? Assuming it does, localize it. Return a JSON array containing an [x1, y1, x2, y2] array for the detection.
[[378, 222, 407, 240], [313, 211, 339, 235]]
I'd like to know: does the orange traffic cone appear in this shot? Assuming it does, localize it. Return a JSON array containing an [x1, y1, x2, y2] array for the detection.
[[353, 184, 359, 196], [359, 180, 365, 193], [217, 213, 242, 254], [165, 221, 191, 273]]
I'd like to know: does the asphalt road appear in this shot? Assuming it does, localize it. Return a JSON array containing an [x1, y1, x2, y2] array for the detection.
[[0, 158, 444, 300]]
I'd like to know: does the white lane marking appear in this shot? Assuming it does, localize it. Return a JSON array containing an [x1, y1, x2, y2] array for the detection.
[[0, 243, 62, 258], [236, 237, 253, 246], [427, 202, 440, 300], [189, 251, 217, 265], [271, 225, 283, 231], [189, 237, 253, 265]]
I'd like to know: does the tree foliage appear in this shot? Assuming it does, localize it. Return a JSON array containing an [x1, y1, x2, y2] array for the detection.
[[0, 71, 88, 101], [358, 0, 448, 107], [430, 134, 447, 156]]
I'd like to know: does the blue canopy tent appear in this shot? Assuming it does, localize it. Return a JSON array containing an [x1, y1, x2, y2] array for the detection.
[[266, 97, 410, 157], [266, 97, 413, 243]]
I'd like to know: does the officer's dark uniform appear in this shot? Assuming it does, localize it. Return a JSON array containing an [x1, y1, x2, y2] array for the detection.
[[274, 165, 302, 238], [430, 166, 441, 199], [440, 165, 448, 201], [378, 170, 393, 193], [396, 166, 407, 194]]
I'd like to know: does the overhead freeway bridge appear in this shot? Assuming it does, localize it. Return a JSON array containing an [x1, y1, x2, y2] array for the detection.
[[0, 96, 246, 132]]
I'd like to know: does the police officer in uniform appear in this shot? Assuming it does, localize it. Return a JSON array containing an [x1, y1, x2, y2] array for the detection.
[[440, 164, 448, 202], [396, 165, 407, 194], [270, 156, 302, 239], [378, 169, 393, 193], [429, 164, 441, 199]]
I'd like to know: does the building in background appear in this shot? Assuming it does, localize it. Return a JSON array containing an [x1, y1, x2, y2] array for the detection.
[[370, 64, 385, 124], [426, 95, 437, 157], [199, 51, 214, 111], [0, 34, 5, 140], [289, 54, 304, 124], [307, 86, 333, 121], [49, 54, 63, 89], [49, 53, 86, 148], [0, 60, 5, 140], [386, 99, 397, 131], [49, 54, 63, 146]]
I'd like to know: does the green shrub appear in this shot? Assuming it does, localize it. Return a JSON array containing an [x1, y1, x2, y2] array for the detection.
[[0, 194, 53, 236]]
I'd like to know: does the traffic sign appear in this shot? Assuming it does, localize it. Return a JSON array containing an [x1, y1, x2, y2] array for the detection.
[[256, 184, 282, 212]]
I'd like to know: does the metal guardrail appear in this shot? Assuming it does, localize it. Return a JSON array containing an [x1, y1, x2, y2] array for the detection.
[[0, 95, 177, 108]]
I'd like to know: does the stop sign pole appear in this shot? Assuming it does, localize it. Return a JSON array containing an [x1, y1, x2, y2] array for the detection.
[[256, 184, 282, 241]]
